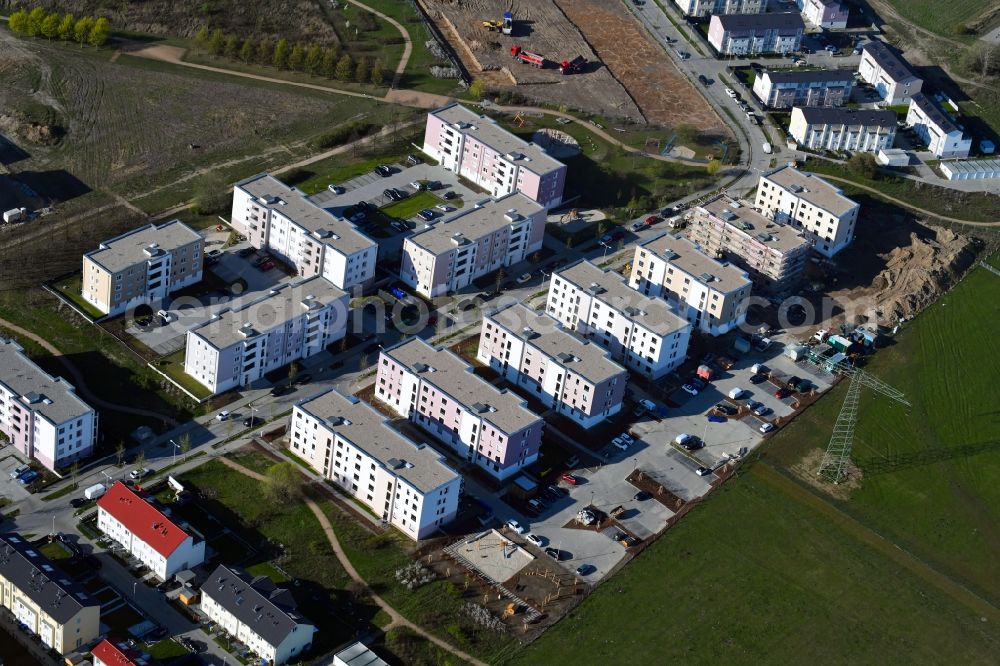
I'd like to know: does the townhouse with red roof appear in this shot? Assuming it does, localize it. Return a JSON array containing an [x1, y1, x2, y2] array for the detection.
[[92, 639, 148, 666], [96, 481, 205, 581]]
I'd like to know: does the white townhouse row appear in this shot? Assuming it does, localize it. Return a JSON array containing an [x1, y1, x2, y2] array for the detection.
[[672, 0, 767, 17], [400, 193, 545, 298], [376, 338, 544, 481], [290, 388, 462, 539], [184, 277, 348, 395], [798, 0, 848, 29], [0, 533, 100, 654], [754, 165, 860, 257], [629, 233, 752, 336], [0, 340, 97, 472], [231, 173, 377, 291], [789, 107, 897, 153], [546, 260, 691, 380], [478, 303, 628, 429], [858, 41, 923, 106], [202, 565, 315, 666], [81, 219, 203, 316], [905, 93, 972, 159], [752, 69, 855, 110], [708, 13, 805, 55], [422, 104, 567, 209], [97, 481, 206, 581]]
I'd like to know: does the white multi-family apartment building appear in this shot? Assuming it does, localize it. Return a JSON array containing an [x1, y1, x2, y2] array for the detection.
[[478, 303, 628, 429], [906, 93, 972, 159], [708, 13, 804, 55], [789, 107, 897, 153], [92, 639, 143, 666], [184, 277, 348, 395], [798, 0, 848, 28], [858, 41, 923, 106], [687, 196, 811, 292], [0, 533, 101, 654], [754, 165, 860, 257], [752, 69, 855, 109], [97, 481, 205, 580], [202, 565, 315, 666], [422, 104, 567, 209], [376, 338, 544, 481], [672, 0, 767, 17], [629, 233, 752, 336], [0, 341, 97, 472], [81, 220, 202, 317], [546, 260, 691, 380], [231, 174, 377, 290], [399, 194, 545, 298], [290, 389, 461, 539]]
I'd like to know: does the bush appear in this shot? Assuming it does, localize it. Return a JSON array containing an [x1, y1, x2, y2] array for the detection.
[[311, 121, 377, 150], [847, 152, 878, 180]]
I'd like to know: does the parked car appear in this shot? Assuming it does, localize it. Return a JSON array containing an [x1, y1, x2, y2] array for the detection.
[[753, 404, 773, 417], [9, 464, 30, 480], [435, 204, 452, 212], [206, 249, 222, 259], [257, 261, 275, 271], [327, 184, 345, 194], [506, 519, 527, 534], [544, 547, 564, 560], [410, 181, 425, 191], [526, 533, 545, 547], [749, 373, 766, 384], [681, 382, 700, 396], [216, 410, 231, 421], [129, 468, 148, 480], [560, 472, 579, 485], [242, 416, 261, 428], [619, 432, 634, 444], [417, 209, 435, 221], [698, 74, 710, 85], [707, 414, 727, 423], [715, 403, 737, 416], [775, 387, 791, 399], [443, 191, 457, 200], [725, 87, 737, 98], [375, 164, 392, 177], [788, 376, 802, 390], [633, 491, 651, 501], [576, 564, 595, 576], [406, 154, 422, 165], [383, 188, 397, 200], [695, 467, 713, 477], [516, 273, 532, 284], [727, 387, 748, 400], [393, 188, 409, 200], [612, 436, 629, 451], [759, 422, 776, 434], [630, 221, 645, 232], [18, 470, 38, 485], [270, 385, 293, 397], [237, 247, 255, 258], [70, 497, 88, 508]]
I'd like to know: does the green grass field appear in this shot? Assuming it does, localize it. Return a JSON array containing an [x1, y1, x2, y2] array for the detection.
[[886, 0, 995, 38], [516, 256, 1000, 664], [381, 191, 441, 220]]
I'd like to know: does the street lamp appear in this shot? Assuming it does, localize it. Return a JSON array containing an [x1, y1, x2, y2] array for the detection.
[[171, 439, 178, 467], [132, 581, 137, 597]]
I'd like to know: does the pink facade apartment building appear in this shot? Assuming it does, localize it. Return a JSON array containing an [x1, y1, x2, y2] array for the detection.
[[422, 104, 567, 209], [376, 338, 543, 480], [0, 340, 97, 472], [399, 193, 545, 298], [478, 303, 628, 429]]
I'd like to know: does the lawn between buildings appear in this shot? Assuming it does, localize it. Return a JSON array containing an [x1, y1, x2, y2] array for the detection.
[[515, 254, 1000, 665]]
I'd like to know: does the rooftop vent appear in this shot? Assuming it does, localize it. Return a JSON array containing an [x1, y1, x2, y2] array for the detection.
[[143, 244, 163, 258], [522, 326, 538, 339], [556, 352, 576, 363], [504, 210, 522, 223], [472, 401, 495, 414], [238, 322, 257, 338], [624, 306, 643, 318], [756, 232, 773, 242], [720, 210, 738, 222], [314, 229, 333, 239], [451, 233, 469, 246], [263, 195, 278, 205], [699, 272, 716, 283], [586, 282, 606, 296]]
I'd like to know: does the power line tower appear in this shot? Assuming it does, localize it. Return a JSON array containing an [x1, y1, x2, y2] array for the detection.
[[808, 358, 911, 483]]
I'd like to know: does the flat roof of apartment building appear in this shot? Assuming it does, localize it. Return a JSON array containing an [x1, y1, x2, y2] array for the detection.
[[297, 389, 460, 493], [236, 174, 375, 256], [909, 92, 961, 135], [698, 197, 811, 254], [85, 220, 200, 274], [382, 338, 541, 435], [862, 41, 920, 84], [0, 340, 92, 424], [486, 303, 626, 385], [762, 68, 855, 84], [554, 260, 689, 337], [0, 533, 98, 624], [637, 233, 751, 293], [761, 165, 858, 216], [431, 104, 565, 174], [715, 12, 805, 32], [406, 193, 542, 256], [795, 106, 897, 128], [190, 276, 346, 349]]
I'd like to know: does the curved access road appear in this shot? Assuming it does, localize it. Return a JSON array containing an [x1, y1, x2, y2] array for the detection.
[[817, 174, 1000, 227], [0, 316, 180, 426], [219, 456, 489, 666]]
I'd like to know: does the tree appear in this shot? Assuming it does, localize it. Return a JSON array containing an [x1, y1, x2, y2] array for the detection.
[[847, 152, 878, 180], [194, 24, 210, 49], [335, 54, 353, 81], [8, 11, 28, 35], [468, 78, 486, 100], [354, 58, 369, 84], [706, 159, 722, 175], [287, 43, 304, 71], [370, 60, 384, 86], [69, 461, 80, 486], [265, 462, 303, 503], [256, 39, 274, 65], [133, 449, 146, 471], [273, 38, 289, 69], [304, 44, 322, 74], [494, 268, 506, 293], [41, 13, 59, 39], [27, 7, 48, 37], [208, 28, 224, 56], [239, 38, 255, 63], [57, 13, 75, 41], [223, 34, 239, 59], [115, 442, 126, 467], [88, 17, 111, 48], [178, 433, 192, 462], [74, 16, 93, 45], [320, 47, 337, 77], [287, 361, 300, 387]]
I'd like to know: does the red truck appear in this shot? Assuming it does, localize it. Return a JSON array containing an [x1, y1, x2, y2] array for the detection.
[[511, 45, 545, 68], [560, 55, 586, 74]]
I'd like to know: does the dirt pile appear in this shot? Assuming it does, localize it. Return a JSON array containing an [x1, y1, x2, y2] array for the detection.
[[869, 228, 977, 322], [0, 115, 62, 146]]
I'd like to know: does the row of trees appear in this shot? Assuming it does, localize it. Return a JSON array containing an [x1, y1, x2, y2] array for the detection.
[[8, 7, 111, 47], [193, 26, 384, 86]]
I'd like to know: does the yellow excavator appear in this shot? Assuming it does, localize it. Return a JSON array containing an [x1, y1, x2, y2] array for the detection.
[[483, 19, 504, 32]]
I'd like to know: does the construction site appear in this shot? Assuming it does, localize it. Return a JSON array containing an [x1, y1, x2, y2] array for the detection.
[[418, 0, 724, 131]]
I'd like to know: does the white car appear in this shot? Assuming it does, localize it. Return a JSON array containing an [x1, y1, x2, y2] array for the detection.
[[506, 519, 527, 534], [759, 422, 775, 434], [612, 437, 629, 451], [435, 204, 452, 212], [682, 383, 700, 396], [516, 273, 532, 284], [619, 432, 634, 444], [728, 387, 748, 400], [725, 87, 737, 98], [526, 533, 545, 547], [216, 410, 231, 421], [129, 468, 148, 480], [327, 184, 345, 194]]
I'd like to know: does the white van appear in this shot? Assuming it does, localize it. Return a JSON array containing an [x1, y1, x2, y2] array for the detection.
[[762, 142, 773, 155], [728, 387, 748, 400]]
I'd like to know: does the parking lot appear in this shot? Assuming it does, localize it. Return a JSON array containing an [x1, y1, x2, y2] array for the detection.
[[489, 337, 834, 582]]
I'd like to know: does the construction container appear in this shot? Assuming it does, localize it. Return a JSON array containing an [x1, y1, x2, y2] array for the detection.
[[785, 346, 808, 361], [696, 364, 714, 381], [827, 335, 853, 353]]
